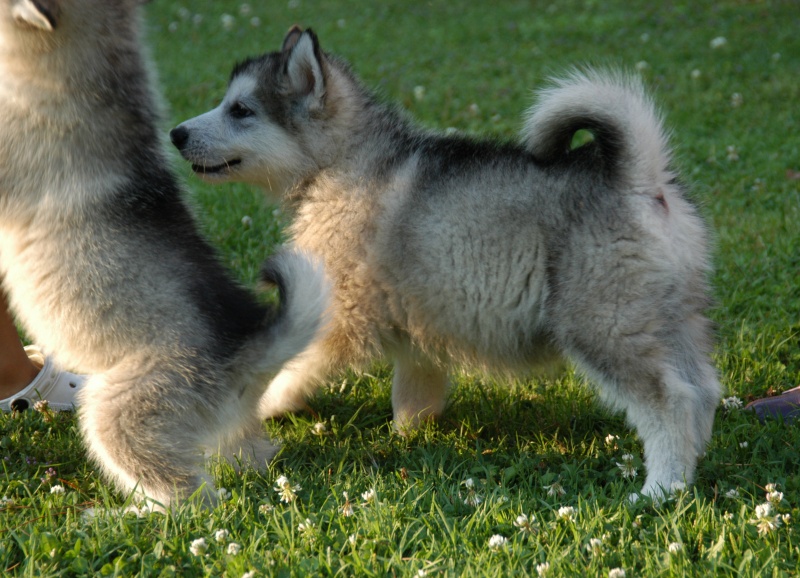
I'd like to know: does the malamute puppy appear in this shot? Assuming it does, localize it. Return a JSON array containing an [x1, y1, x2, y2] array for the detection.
[[171, 27, 721, 498], [0, 4, 328, 508]]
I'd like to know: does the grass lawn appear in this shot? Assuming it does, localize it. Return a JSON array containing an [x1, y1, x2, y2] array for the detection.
[[2, 0, 799, 575]]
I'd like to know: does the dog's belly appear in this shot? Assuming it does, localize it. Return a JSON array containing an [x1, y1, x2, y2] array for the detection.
[[381, 222, 553, 366]]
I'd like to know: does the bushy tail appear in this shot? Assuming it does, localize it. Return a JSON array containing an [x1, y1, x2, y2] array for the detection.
[[246, 249, 330, 374], [522, 69, 674, 189]]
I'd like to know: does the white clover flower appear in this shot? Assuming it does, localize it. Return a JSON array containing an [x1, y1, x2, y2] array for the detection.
[[721, 396, 743, 410], [750, 502, 782, 535], [616, 453, 638, 479], [227, 542, 241, 555], [544, 481, 566, 497], [755, 502, 773, 518], [214, 529, 229, 543], [463, 493, 483, 507], [340, 492, 354, 517], [668, 542, 683, 554], [50, 485, 65, 495], [274, 475, 301, 503], [312, 422, 327, 435], [514, 513, 536, 532], [739, 441, 748, 448], [33, 400, 49, 412], [710, 36, 728, 49], [726, 146, 739, 162], [417, 570, 427, 577], [0, 495, 13, 507], [723, 511, 734, 521], [604, 434, 619, 448], [725, 488, 740, 499], [177, 7, 190, 20], [487, 534, 508, 550], [192, 14, 203, 25], [635, 61, 649, 72], [242, 571, 256, 578], [731, 93, 743, 108], [536, 562, 550, 576], [298, 518, 315, 532], [556, 506, 576, 522], [238, 3, 251, 16], [691, 69, 702, 80], [640, 33, 650, 43], [221, 14, 235, 31], [586, 537, 604, 556], [189, 537, 208, 556], [782, 514, 791, 525], [348, 533, 357, 546], [241, 215, 252, 227], [609, 568, 626, 578], [413, 86, 426, 101], [765, 483, 778, 493], [259, 503, 274, 514], [337, 19, 347, 29], [250, 16, 261, 27], [218, 487, 231, 501], [461, 478, 483, 507], [361, 488, 377, 504], [767, 491, 784, 505]]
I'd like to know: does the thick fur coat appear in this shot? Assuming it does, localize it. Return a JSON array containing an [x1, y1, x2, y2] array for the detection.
[[172, 27, 721, 498], [0, 2, 328, 507]]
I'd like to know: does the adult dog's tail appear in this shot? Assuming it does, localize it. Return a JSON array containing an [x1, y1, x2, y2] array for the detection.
[[522, 69, 674, 191]]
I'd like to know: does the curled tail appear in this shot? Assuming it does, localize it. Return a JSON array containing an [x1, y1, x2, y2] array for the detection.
[[523, 69, 675, 190], [248, 249, 330, 374]]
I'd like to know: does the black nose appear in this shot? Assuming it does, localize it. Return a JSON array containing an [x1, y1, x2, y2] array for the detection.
[[169, 126, 189, 150]]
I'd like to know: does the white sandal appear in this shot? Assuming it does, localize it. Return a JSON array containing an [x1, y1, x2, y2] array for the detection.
[[0, 346, 85, 412]]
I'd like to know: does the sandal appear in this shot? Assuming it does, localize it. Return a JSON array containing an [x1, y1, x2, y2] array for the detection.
[[745, 385, 800, 423], [0, 346, 85, 412]]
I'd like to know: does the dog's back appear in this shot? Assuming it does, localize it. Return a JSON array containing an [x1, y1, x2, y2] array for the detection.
[[0, 0, 328, 507]]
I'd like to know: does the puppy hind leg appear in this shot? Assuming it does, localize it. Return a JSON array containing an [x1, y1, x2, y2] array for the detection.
[[79, 374, 219, 509], [671, 315, 722, 460], [391, 346, 449, 432], [586, 355, 714, 499]]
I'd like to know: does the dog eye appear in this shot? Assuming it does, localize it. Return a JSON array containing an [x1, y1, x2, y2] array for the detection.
[[229, 102, 253, 119]]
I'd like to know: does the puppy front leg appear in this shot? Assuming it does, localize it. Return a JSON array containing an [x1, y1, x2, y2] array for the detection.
[[391, 346, 449, 432]]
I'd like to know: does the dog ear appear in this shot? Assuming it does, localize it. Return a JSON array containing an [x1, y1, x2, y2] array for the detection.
[[281, 25, 304, 52], [11, 0, 60, 31], [285, 29, 325, 111]]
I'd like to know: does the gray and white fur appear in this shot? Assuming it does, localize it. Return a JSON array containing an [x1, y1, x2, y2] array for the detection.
[[0, 3, 328, 508], [171, 27, 721, 498]]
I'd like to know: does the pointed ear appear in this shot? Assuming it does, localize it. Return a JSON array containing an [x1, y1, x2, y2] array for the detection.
[[281, 25, 304, 52], [11, 0, 60, 31], [285, 29, 326, 111]]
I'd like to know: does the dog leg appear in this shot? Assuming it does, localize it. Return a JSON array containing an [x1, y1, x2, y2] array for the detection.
[[391, 346, 449, 431], [571, 331, 719, 499], [79, 370, 221, 509], [257, 342, 331, 419], [215, 426, 279, 473]]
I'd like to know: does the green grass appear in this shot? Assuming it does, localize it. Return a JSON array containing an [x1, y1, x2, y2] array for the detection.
[[3, 0, 800, 575]]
